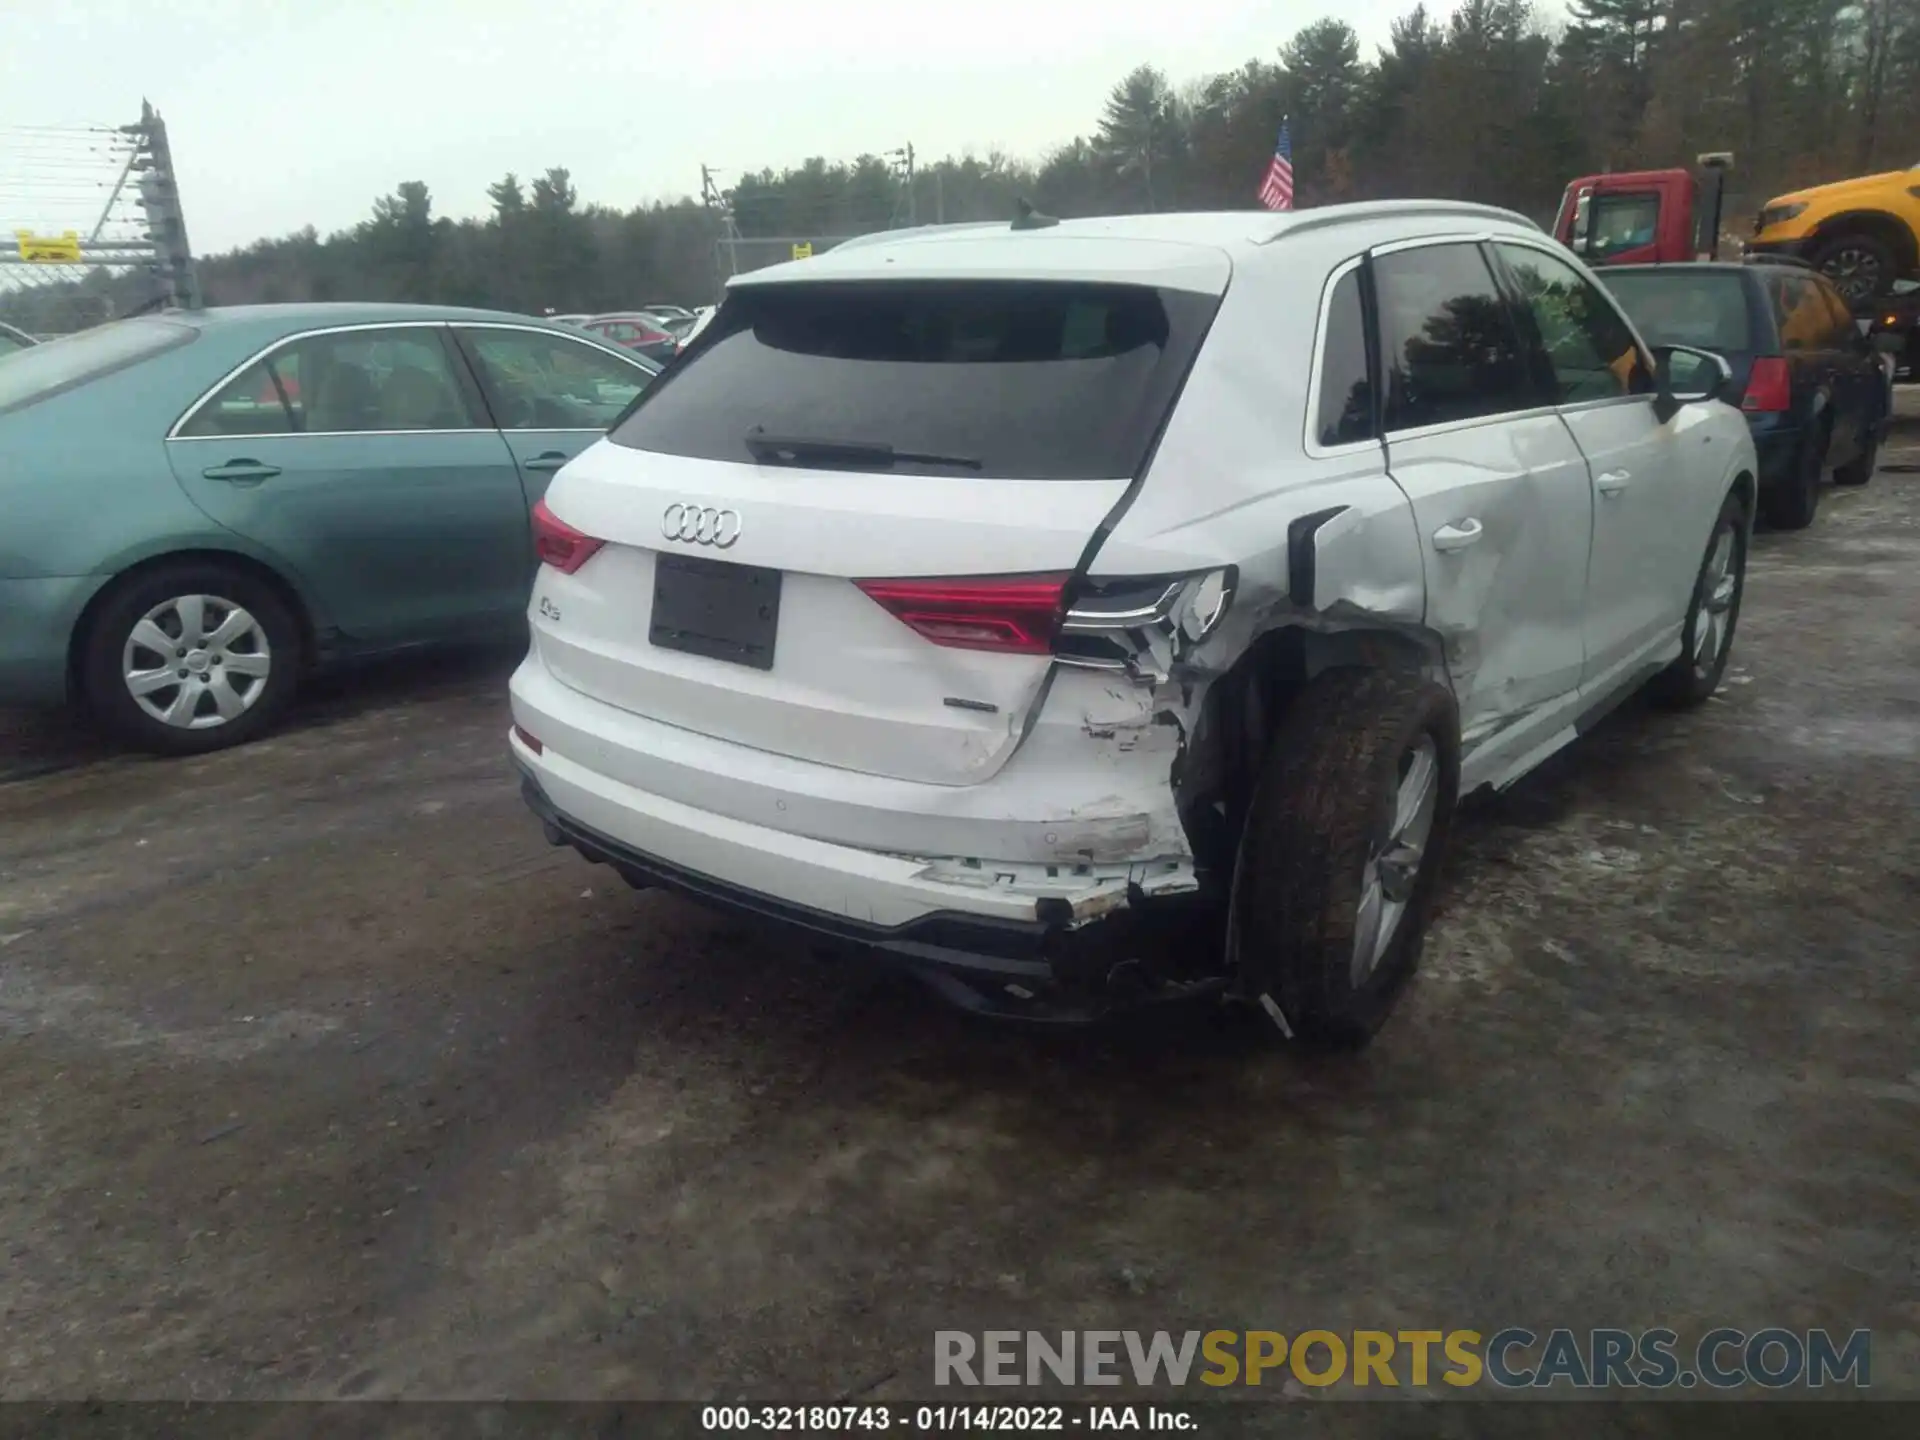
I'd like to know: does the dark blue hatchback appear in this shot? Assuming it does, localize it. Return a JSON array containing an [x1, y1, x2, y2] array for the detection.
[[1602, 262, 1893, 529]]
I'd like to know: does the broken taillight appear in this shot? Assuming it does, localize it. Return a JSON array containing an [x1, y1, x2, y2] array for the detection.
[[1741, 357, 1792, 413], [531, 496, 605, 574], [854, 575, 1070, 655]]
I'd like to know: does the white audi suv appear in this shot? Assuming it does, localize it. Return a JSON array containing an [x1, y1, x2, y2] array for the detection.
[[509, 201, 1757, 1047]]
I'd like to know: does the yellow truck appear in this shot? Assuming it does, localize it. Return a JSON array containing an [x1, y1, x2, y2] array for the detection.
[[1747, 164, 1920, 303]]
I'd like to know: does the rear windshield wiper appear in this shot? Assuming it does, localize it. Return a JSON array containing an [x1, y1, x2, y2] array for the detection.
[[743, 431, 981, 471]]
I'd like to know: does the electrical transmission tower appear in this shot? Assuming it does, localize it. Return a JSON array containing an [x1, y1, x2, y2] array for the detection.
[[0, 100, 200, 331]]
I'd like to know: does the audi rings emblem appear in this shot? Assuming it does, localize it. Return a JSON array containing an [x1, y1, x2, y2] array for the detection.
[[661, 503, 742, 548]]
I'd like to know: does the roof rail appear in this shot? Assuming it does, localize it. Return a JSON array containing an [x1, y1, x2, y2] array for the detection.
[[826, 222, 1005, 255], [1258, 198, 1544, 243]]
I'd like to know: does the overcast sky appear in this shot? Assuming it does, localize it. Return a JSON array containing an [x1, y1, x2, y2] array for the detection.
[[4, 0, 1467, 255]]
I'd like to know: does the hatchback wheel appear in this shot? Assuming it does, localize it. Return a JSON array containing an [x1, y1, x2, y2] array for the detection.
[[1649, 490, 1747, 710], [1762, 421, 1824, 530], [82, 562, 300, 755], [1228, 667, 1460, 1049]]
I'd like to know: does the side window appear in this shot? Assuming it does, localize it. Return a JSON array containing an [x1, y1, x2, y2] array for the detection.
[[1372, 242, 1534, 432], [1583, 193, 1660, 261], [462, 328, 653, 430], [1314, 266, 1375, 447], [180, 327, 479, 437], [1774, 276, 1830, 351], [1495, 243, 1652, 404], [1812, 280, 1860, 346], [178, 353, 302, 437]]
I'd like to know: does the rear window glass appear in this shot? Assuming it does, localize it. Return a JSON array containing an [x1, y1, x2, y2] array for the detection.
[[1601, 272, 1753, 352], [0, 316, 197, 416], [610, 280, 1213, 480]]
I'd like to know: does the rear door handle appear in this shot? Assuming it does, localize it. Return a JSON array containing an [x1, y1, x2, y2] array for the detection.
[[522, 451, 570, 473], [201, 461, 281, 483], [1596, 469, 1633, 496], [1432, 518, 1484, 553]]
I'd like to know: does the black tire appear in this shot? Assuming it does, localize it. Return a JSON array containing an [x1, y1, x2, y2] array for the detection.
[[1227, 667, 1460, 1050], [80, 560, 301, 756], [1760, 419, 1824, 530], [1808, 231, 1897, 305], [1648, 489, 1748, 711], [1833, 432, 1878, 487]]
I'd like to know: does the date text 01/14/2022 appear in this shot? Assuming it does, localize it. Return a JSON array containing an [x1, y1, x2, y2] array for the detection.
[[700, 1405, 1198, 1431]]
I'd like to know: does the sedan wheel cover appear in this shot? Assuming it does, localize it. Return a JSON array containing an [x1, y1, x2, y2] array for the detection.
[[1352, 736, 1440, 985], [122, 594, 272, 730], [1692, 525, 1740, 677]]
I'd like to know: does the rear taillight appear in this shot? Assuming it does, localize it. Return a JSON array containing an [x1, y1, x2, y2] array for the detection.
[[531, 497, 604, 574], [1741, 357, 1792, 413], [855, 575, 1070, 654]]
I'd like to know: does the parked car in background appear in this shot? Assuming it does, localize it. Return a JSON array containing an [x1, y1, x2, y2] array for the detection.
[[582, 311, 680, 364], [547, 313, 593, 328], [0, 320, 37, 356], [1602, 260, 1895, 528], [640, 304, 695, 326], [0, 303, 659, 754], [511, 202, 1756, 1047]]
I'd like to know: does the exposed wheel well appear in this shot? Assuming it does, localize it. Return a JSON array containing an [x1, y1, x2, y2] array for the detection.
[[66, 550, 314, 703], [1809, 211, 1919, 276], [1175, 624, 1440, 877]]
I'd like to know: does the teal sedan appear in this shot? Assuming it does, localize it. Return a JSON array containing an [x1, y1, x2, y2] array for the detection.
[[0, 303, 658, 753]]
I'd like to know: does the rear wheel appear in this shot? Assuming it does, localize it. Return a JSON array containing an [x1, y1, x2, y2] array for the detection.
[[1227, 668, 1460, 1050], [1762, 420, 1825, 530], [81, 561, 301, 755], [1648, 490, 1748, 710], [1809, 231, 1896, 304]]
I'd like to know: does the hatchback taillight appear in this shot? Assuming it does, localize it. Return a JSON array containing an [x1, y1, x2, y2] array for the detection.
[[1741, 357, 1792, 413], [854, 575, 1070, 655], [531, 497, 604, 574]]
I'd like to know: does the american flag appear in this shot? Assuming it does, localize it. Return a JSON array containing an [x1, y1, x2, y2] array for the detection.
[[1258, 121, 1295, 212]]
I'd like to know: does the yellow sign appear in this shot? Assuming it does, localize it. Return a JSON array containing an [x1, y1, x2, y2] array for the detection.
[[791, 242, 813, 260], [14, 230, 82, 263]]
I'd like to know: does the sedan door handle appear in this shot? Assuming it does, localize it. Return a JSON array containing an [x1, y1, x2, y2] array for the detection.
[[1596, 469, 1633, 496], [1431, 518, 1484, 553], [522, 451, 570, 472], [201, 460, 281, 483]]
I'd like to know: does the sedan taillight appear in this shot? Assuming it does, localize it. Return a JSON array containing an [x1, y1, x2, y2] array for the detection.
[[531, 497, 604, 574]]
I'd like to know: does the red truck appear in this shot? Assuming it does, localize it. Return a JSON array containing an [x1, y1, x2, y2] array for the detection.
[[1553, 157, 1916, 381]]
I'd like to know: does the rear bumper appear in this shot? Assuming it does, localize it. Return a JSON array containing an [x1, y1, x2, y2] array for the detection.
[[1750, 422, 1804, 491], [513, 744, 1219, 1019], [0, 575, 99, 707]]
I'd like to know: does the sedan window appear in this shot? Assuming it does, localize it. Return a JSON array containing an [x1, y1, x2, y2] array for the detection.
[[461, 327, 655, 430], [180, 327, 483, 437]]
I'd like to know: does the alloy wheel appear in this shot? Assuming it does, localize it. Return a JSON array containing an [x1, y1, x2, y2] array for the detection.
[[122, 593, 273, 730], [1820, 247, 1883, 303], [1352, 736, 1440, 984], [1692, 525, 1740, 679]]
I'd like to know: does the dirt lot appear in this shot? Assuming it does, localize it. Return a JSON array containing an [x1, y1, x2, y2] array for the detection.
[[3, 408, 1918, 1406]]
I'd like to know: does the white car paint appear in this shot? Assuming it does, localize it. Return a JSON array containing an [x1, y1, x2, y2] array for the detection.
[[509, 201, 1755, 943]]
